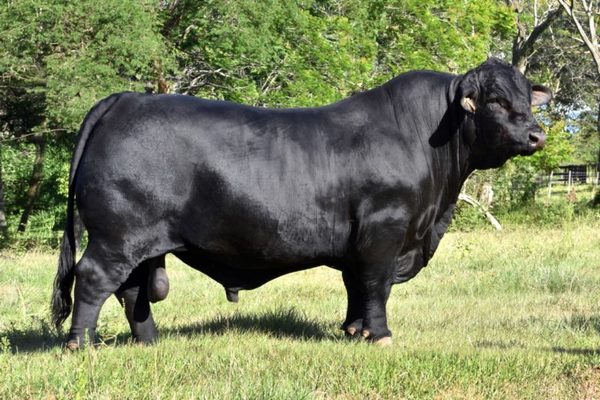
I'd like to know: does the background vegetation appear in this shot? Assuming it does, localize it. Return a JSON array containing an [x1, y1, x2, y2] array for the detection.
[[0, 0, 598, 247]]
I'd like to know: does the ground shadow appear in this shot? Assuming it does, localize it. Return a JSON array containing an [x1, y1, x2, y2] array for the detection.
[[2, 308, 336, 353], [157, 308, 336, 343], [548, 314, 600, 356], [565, 314, 600, 335], [475, 339, 527, 350], [2, 326, 63, 354], [550, 347, 600, 356], [475, 339, 600, 357]]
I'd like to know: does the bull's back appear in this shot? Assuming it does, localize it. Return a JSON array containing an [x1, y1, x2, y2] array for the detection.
[[76, 93, 353, 264]]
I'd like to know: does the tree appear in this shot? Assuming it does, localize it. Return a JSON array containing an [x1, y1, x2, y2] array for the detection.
[[506, 0, 563, 73], [162, 0, 514, 107], [162, 0, 379, 106], [557, 0, 600, 73], [0, 145, 6, 239], [557, 0, 600, 170], [0, 0, 174, 232]]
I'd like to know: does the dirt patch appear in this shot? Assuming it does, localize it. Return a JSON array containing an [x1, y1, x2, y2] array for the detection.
[[580, 366, 600, 400]]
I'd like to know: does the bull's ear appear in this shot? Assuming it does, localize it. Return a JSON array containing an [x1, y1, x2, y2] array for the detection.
[[461, 96, 477, 113], [531, 85, 552, 106], [458, 72, 478, 113]]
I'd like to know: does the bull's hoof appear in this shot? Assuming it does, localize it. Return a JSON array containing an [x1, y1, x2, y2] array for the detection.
[[374, 336, 393, 346], [343, 324, 363, 338], [132, 333, 158, 345], [342, 319, 363, 338], [65, 340, 80, 351], [361, 329, 392, 345]]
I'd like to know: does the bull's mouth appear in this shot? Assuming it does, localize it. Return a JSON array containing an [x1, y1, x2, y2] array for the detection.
[[519, 146, 537, 156], [518, 141, 539, 156]]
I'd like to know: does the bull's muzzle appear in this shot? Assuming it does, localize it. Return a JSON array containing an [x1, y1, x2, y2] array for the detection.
[[529, 130, 546, 150]]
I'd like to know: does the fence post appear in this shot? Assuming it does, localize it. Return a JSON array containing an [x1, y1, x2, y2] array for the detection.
[[568, 170, 572, 190], [547, 171, 553, 199]]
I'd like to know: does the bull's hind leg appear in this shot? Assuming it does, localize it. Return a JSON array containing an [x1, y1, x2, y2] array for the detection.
[[67, 248, 131, 350], [116, 260, 158, 343]]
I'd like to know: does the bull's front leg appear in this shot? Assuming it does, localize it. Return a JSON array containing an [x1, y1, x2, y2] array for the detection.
[[355, 263, 394, 345], [345, 214, 405, 346], [341, 262, 394, 345], [341, 269, 364, 337]]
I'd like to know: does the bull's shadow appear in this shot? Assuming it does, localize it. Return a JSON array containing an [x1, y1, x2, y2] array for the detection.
[[475, 314, 600, 357], [157, 308, 335, 342], [2, 308, 333, 353], [1, 321, 63, 354]]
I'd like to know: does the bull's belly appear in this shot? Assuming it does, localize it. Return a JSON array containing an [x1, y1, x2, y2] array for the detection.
[[179, 224, 341, 270], [172, 246, 330, 290]]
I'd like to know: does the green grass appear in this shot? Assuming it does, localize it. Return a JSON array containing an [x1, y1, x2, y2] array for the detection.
[[543, 182, 597, 202], [1, 222, 600, 399]]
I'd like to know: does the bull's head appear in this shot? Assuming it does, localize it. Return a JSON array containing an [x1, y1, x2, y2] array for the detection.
[[458, 58, 552, 169]]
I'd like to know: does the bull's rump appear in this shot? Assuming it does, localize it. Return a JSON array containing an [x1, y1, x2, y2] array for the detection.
[[76, 93, 354, 265]]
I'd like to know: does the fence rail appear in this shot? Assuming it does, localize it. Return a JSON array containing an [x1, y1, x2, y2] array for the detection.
[[545, 164, 599, 186], [541, 164, 599, 200]]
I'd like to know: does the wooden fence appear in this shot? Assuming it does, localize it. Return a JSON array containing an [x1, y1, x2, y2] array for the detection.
[[546, 164, 599, 186], [543, 164, 599, 199]]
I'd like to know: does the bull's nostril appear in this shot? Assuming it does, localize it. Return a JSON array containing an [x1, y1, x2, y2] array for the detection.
[[529, 132, 546, 149]]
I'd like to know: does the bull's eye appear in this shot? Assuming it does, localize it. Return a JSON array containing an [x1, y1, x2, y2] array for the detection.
[[510, 112, 526, 123], [487, 98, 510, 109]]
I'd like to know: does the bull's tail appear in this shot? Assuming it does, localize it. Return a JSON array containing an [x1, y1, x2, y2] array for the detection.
[[51, 93, 123, 331]]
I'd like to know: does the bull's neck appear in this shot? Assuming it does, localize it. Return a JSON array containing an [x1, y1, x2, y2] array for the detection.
[[384, 73, 473, 201]]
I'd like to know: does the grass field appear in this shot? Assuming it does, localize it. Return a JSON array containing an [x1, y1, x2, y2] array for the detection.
[[1, 222, 599, 399]]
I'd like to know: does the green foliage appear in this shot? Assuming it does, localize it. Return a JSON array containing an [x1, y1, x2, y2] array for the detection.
[[0, 0, 175, 245], [0, 142, 35, 215], [165, 0, 379, 106], [0, 0, 173, 133], [371, 0, 514, 76], [165, 0, 513, 106], [0, 140, 67, 248], [450, 202, 493, 232], [569, 109, 600, 165]]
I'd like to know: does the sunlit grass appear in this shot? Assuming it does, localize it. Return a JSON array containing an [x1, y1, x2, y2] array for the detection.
[[0, 222, 599, 399]]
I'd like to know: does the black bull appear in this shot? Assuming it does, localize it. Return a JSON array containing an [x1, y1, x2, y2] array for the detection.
[[52, 58, 552, 348]]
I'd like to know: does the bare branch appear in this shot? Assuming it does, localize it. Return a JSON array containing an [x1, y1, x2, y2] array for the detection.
[[557, 0, 600, 74], [0, 129, 66, 143], [511, 2, 564, 72]]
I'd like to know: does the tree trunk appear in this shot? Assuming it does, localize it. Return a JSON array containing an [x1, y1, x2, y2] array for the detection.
[[509, 1, 563, 73], [597, 98, 600, 174], [0, 145, 8, 239], [18, 138, 46, 232]]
